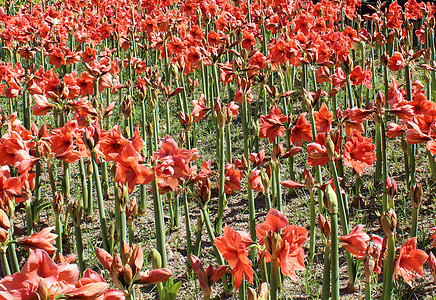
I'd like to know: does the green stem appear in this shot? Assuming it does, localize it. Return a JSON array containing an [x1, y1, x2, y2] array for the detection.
[[79, 158, 89, 212], [91, 151, 110, 252], [238, 276, 246, 300], [215, 126, 226, 235], [331, 213, 339, 300], [25, 201, 33, 235], [321, 242, 331, 300], [270, 259, 279, 300], [74, 225, 86, 273], [309, 190, 315, 262], [151, 177, 167, 268], [7, 242, 19, 273], [183, 191, 193, 268], [365, 279, 372, 300], [382, 235, 395, 300], [0, 249, 10, 276], [411, 207, 419, 237], [55, 214, 63, 254]]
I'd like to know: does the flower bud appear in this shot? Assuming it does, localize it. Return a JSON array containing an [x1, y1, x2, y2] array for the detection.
[[52, 194, 64, 217], [318, 213, 331, 238], [364, 255, 375, 283], [410, 184, 423, 209], [326, 184, 338, 214], [303, 168, 314, 190], [260, 168, 271, 194], [37, 279, 49, 300], [213, 97, 226, 129], [325, 136, 336, 160], [264, 231, 282, 260], [152, 249, 162, 269], [381, 209, 397, 237], [271, 143, 284, 161]]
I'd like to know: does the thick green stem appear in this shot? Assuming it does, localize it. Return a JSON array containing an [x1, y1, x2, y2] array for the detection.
[[151, 178, 167, 268], [0, 249, 10, 276], [215, 126, 226, 235], [183, 192, 193, 268], [74, 225, 86, 273], [79, 158, 89, 212], [270, 259, 279, 300], [321, 242, 331, 300], [375, 124, 383, 186], [91, 151, 110, 252], [238, 276, 246, 300], [411, 207, 419, 237], [7, 243, 19, 274], [55, 214, 63, 254], [309, 190, 315, 262], [365, 280, 372, 300], [330, 213, 339, 300], [25, 201, 33, 235], [329, 159, 356, 286], [382, 235, 395, 300]]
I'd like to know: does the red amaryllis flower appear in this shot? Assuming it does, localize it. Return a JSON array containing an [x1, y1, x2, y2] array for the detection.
[[289, 113, 312, 146], [0, 249, 80, 299], [110, 142, 154, 194], [280, 180, 305, 189], [343, 131, 376, 176], [255, 208, 307, 280], [249, 169, 264, 192], [349, 65, 372, 89], [306, 133, 330, 167], [214, 225, 253, 290], [17, 227, 57, 255], [224, 163, 243, 194], [313, 103, 333, 133], [259, 105, 288, 143], [394, 237, 428, 285], [339, 225, 370, 259], [388, 52, 405, 71], [191, 94, 209, 122], [190, 254, 226, 298]]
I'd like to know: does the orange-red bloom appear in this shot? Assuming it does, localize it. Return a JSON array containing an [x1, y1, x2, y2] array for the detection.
[[18, 227, 57, 255], [290, 113, 312, 146], [259, 105, 288, 143], [394, 237, 428, 285], [313, 103, 333, 133], [190, 254, 226, 298], [388, 52, 405, 71], [343, 131, 376, 176], [214, 225, 253, 290], [339, 225, 370, 259], [255, 208, 307, 280]]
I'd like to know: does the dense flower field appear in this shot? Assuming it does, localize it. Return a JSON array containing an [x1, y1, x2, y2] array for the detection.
[[0, 0, 435, 299]]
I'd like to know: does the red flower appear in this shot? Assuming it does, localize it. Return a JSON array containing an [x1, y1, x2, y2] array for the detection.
[[214, 225, 253, 290], [18, 227, 57, 255], [255, 208, 307, 280], [190, 254, 226, 298], [290, 113, 312, 146], [313, 103, 333, 133], [388, 52, 405, 71], [249, 169, 263, 192], [224, 163, 243, 194], [394, 237, 428, 285], [306, 133, 330, 167], [191, 94, 209, 122], [259, 105, 288, 143], [339, 225, 370, 259], [343, 131, 376, 176], [111, 142, 154, 193]]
